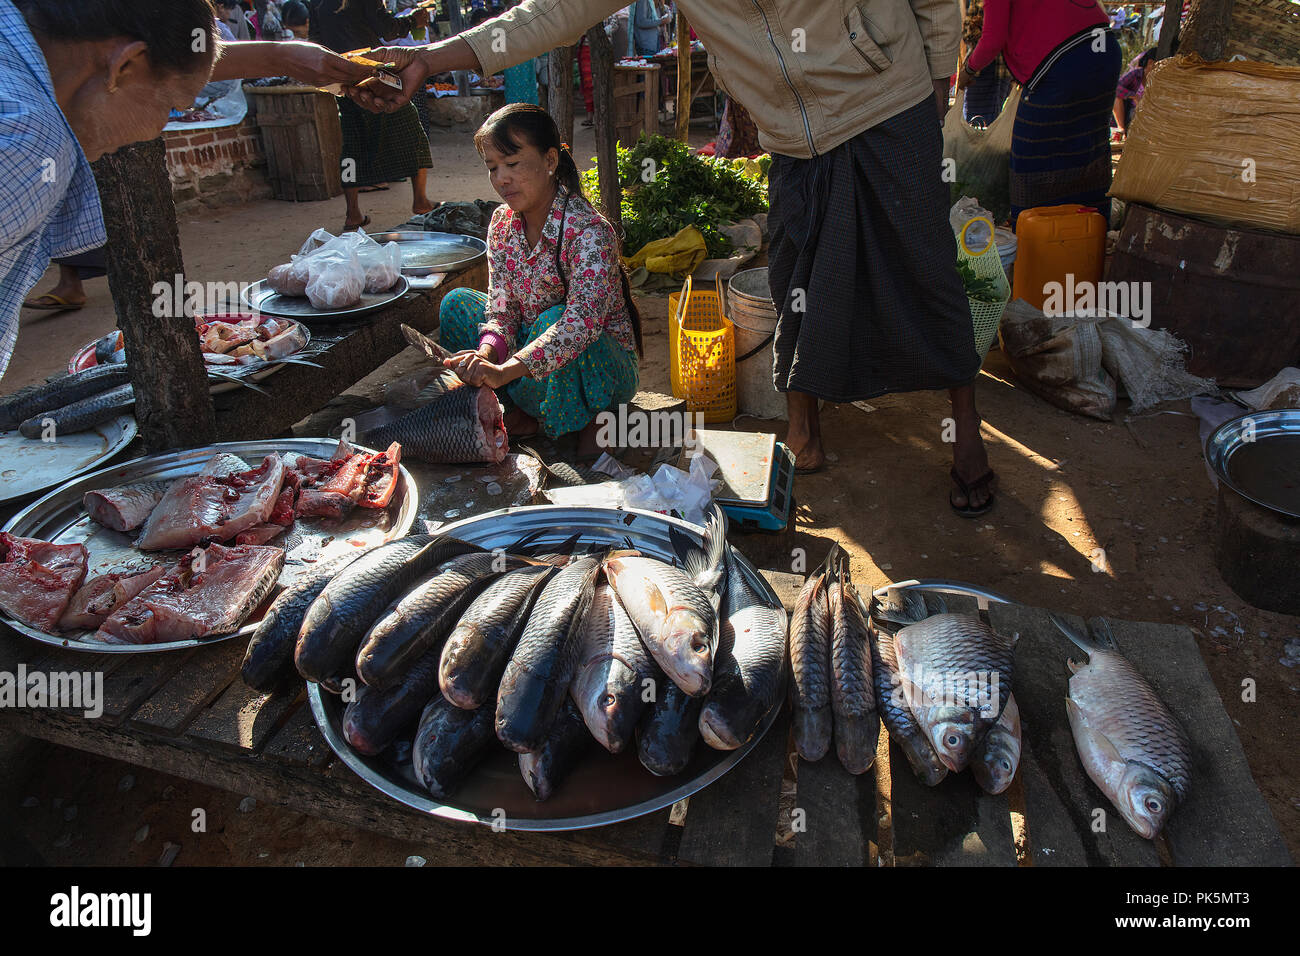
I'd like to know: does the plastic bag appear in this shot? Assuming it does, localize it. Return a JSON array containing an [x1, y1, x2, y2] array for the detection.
[[266, 259, 310, 296], [943, 86, 1021, 225], [544, 455, 720, 525], [305, 249, 364, 310], [356, 240, 402, 293], [999, 299, 1115, 420]]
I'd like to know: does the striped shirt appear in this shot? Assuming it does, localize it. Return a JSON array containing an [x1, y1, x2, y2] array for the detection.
[[0, 0, 107, 383]]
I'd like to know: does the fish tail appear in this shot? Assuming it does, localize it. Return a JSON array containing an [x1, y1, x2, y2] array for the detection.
[[1049, 612, 1106, 656]]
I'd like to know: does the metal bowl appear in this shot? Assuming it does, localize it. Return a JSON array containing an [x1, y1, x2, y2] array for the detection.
[[309, 504, 785, 832], [368, 232, 487, 276], [1206, 409, 1300, 519], [1, 439, 418, 653], [0, 415, 137, 505], [241, 276, 411, 323]]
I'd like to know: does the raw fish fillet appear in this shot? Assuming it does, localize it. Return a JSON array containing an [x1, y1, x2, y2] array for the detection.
[[58, 566, 167, 631], [289, 440, 402, 519], [92, 544, 284, 644], [234, 523, 286, 546], [83, 482, 170, 533], [136, 454, 285, 551], [0, 533, 89, 633]]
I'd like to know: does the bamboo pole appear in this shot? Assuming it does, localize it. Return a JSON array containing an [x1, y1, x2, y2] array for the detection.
[[675, 10, 691, 141]]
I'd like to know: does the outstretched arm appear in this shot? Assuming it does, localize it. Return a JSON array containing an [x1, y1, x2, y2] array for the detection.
[[209, 40, 374, 87]]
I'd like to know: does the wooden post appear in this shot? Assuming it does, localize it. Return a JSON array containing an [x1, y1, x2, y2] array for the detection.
[[94, 139, 216, 452], [675, 10, 691, 141], [548, 44, 574, 145], [1180, 0, 1237, 61], [1157, 0, 1185, 59], [448, 0, 470, 96], [587, 25, 621, 232]]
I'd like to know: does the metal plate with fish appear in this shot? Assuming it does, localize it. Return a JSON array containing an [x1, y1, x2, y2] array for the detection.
[[309, 505, 784, 832], [1206, 409, 1300, 519], [367, 231, 487, 276], [0, 415, 137, 505], [240, 276, 411, 322], [1, 439, 418, 653]]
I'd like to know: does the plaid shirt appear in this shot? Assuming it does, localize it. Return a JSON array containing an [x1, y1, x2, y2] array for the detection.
[[0, 0, 107, 383], [1116, 65, 1145, 102]]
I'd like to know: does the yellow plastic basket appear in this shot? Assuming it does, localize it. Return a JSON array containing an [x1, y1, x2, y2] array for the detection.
[[668, 283, 736, 423]]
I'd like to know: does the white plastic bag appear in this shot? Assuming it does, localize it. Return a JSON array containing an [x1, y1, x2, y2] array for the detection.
[[356, 240, 402, 293], [305, 249, 364, 310]]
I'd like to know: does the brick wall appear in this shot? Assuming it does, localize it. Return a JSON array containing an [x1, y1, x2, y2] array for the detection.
[[163, 118, 272, 212]]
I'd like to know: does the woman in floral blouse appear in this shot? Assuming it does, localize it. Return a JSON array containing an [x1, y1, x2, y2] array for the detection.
[[439, 103, 642, 457]]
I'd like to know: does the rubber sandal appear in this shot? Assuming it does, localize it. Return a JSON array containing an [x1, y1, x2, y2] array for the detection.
[[358, 184, 390, 193], [22, 293, 83, 312], [950, 466, 997, 518], [342, 216, 371, 233]]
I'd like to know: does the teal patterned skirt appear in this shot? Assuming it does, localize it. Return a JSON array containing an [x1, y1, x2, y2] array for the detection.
[[439, 288, 639, 439]]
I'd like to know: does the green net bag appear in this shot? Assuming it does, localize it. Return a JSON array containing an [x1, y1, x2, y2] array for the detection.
[[956, 215, 1010, 359]]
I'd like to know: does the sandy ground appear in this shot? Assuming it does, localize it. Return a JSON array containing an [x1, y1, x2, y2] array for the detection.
[[1, 124, 1295, 866]]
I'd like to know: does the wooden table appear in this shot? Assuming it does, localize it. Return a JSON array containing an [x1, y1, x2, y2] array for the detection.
[[653, 50, 719, 130], [0, 591, 1288, 866], [211, 262, 487, 442], [613, 64, 661, 145]]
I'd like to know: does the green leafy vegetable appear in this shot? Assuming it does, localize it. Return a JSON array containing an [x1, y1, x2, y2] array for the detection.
[[957, 259, 1004, 303]]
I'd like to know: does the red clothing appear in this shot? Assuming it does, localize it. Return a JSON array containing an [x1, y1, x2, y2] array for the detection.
[[966, 0, 1108, 85]]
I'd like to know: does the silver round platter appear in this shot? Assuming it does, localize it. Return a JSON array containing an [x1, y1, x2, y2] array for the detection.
[[309, 504, 785, 832]]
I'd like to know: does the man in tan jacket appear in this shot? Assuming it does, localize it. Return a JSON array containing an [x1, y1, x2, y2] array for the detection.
[[355, 0, 997, 516]]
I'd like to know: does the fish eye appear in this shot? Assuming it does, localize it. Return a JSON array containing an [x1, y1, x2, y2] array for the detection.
[[602, 693, 616, 707], [1145, 797, 1163, 813], [1000, 759, 1012, 772], [691, 639, 708, 654], [945, 733, 962, 747]]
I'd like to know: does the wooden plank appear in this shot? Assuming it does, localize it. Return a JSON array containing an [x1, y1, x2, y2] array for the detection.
[[675, 707, 790, 866], [96, 650, 195, 727], [262, 697, 332, 768], [186, 674, 302, 755], [989, 605, 1159, 866], [211, 263, 486, 442], [2, 708, 659, 866], [888, 735, 1017, 866], [0, 627, 31, 672], [567, 808, 675, 864], [789, 754, 877, 867], [759, 569, 802, 613], [1092, 615, 1291, 866], [128, 641, 244, 737]]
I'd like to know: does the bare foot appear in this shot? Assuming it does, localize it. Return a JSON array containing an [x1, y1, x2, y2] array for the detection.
[[785, 391, 826, 473], [575, 419, 603, 460], [505, 407, 540, 439], [412, 199, 435, 216], [786, 434, 826, 473]]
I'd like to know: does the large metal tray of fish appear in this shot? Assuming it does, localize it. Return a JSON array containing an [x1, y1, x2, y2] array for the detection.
[[1, 439, 418, 653], [368, 231, 487, 276], [1205, 408, 1300, 519], [0, 414, 137, 506], [240, 276, 411, 323], [309, 505, 784, 832]]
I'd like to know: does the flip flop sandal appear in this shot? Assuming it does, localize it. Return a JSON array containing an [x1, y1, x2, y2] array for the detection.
[[358, 185, 390, 193], [342, 216, 371, 233], [950, 466, 997, 518], [22, 293, 84, 312]]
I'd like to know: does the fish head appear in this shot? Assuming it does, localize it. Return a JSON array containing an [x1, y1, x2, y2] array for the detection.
[[570, 653, 642, 753], [660, 607, 715, 697], [603, 558, 668, 626], [923, 707, 978, 772], [1115, 762, 1177, 839], [972, 733, 1018, 795]]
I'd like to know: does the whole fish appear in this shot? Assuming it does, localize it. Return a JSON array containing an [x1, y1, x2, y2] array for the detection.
[[519, 698, 592, 801], [82, 482, 170, 534], [870, 622, 948, 786], [604, 505, 727, 697], [343, 646, 443, 755], [20, 383, 134, 438], [892, 613, 1017, 773], [1052, 614, 1192, 839], [355, 551, 527, 688], [569, 583, 661, 753], [411, 696, 498, 799], [496, 556, 602, 753], [972, 693, 1021, 796], [789, 551, 834, 761], [637, 680, 702, 776], [871, 585, 949, 631], [828, 556, 878, 774], [295, 535, 481, 683], [440, 564, 556, 709], [516, 444, 599, 487], [363, 384, 507, 465], [241, 554, 358, 691], [0, 363, 131, 431], [698, 550, 788, 751]]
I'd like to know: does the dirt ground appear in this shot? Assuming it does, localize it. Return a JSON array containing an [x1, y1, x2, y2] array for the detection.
[[1, 125, 1295, 866]]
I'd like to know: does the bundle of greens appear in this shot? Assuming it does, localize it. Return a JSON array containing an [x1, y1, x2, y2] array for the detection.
[[581, 135, 769, 259], [956, 259, 1004, 303]]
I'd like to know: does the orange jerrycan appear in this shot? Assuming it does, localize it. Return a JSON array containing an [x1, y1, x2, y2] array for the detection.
[[1012, 205, 1107, 312]]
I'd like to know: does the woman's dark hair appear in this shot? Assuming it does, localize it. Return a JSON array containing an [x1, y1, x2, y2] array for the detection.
[[15, 0, 218, 74], [475, 103, 644, 356], [281, 0, 310, 27]]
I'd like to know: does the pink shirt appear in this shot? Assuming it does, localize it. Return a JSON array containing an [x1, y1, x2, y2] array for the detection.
[[967, 0, 1109, 85]]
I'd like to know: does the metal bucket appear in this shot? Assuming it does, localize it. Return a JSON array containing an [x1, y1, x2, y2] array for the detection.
[[725, 268, 786, 420]]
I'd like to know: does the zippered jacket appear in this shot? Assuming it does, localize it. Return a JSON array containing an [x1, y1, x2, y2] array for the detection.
[[461, 0, 960, 158]]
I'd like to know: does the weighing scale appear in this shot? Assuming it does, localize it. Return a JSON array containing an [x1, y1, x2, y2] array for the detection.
[[681, 429, 795, 533]]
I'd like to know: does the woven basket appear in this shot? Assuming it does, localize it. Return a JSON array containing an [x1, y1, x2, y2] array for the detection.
[[669, 286, 736, 423], [1227, 0, 1300, 67]]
